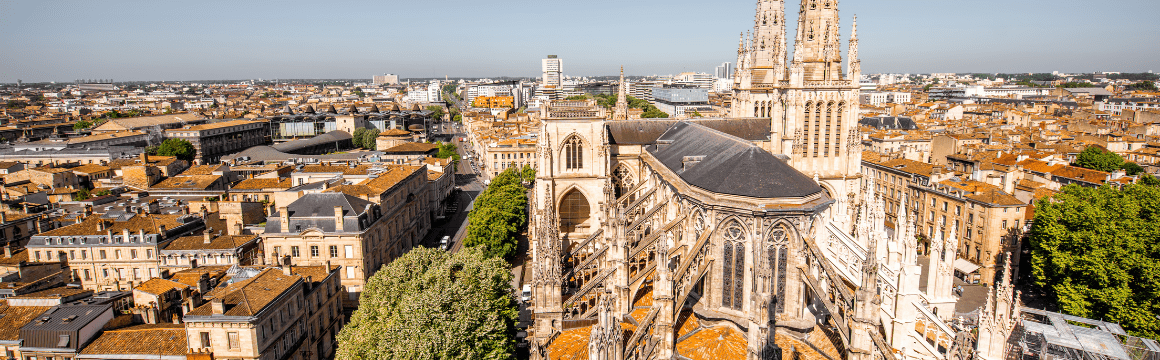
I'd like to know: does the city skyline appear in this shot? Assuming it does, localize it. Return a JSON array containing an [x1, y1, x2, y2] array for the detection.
[[2, 0, 1159, 82]]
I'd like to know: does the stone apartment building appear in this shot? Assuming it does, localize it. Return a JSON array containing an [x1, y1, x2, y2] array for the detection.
[[164, 119, 269, 164], [263, 193, 390, 306], [26, 213, 205, 291], [183, 264, 344, 360], [862, 152, 1027, 285]]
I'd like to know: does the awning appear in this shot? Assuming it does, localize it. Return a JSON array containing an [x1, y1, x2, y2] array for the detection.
[[954, 258, 981, 274]]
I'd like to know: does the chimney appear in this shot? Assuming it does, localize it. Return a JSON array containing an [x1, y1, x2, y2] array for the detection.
[[34, 216, 41, 234], [0, 212, 6, 223], [4, 245, 10, 258], [138, 229, 145, 241], [96, 220, 105, 231], [199, 205, 208, 220], [203, 229, 212, 244], [75, 216, 83, 225], [334, 206, 344, 232], [106, 229, 114, 243], [171, 314, 181, 324], [282, 255, 292, 276], [210, 298, 224, 315], [141, 152, 149, 164], [197, 274, 210, 294], [230, 222, 242, 236], [279, 206, 290, 233]]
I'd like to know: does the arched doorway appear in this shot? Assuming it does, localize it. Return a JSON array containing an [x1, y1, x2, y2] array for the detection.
[[559, 189, 591, 233]]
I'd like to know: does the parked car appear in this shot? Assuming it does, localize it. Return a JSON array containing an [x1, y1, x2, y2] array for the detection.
[[440, 236, 451, 250], [521, 284, 531, 302]]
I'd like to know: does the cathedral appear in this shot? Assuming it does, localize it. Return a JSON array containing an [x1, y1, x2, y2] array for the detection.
[[527, 1, 1020, 359]]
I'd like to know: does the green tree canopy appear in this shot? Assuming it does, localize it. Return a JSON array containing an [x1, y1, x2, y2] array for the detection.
[[427, 105, 445, 120], [352, 128, 379, 150], [1122, 162, 1145, 176], [72, 188, 90, 201], [1029, 184, 1160, 339], [1074, 146, 1124, 173], [463, 168, 529, 259], [335, 247, 517, 360], [1128, 81, 1158, 92], [73, 120, 93, 130], [154, 138, 196, 161]]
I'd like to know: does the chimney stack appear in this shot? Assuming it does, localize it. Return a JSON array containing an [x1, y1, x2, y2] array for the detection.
[[282, 255, 292, 276], [4, 245, 11, 258], [230, 222, 242, 236], [1, 212, 7, 223], [203, 229, 212, 244], [334, 206, 344, 232], [210, 298, 224, 315], [279, 207, 290, 233]]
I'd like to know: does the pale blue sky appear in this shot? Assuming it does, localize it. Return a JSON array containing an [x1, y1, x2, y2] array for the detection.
[[1, 0, 1157, 82]]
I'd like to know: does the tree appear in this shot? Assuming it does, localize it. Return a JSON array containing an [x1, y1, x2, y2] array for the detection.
[[72, 188, 90, 201], [565, 95, 589, 100], [335, 247, 517, 360], [436, 142, 460, 161], [1128, 81, 1158, 92], [1122, 162, 1145, 176], [463, 168, 529, 260], [1141, 174, 1160, 187], [427, 105, 445, 120], [1028, 184, 1160, 339], [641, 106, 669, 118], [1074, 146, 1124, 173], [73, 121, 93, 130], [351, 128, 379, 150], [154, 138, 196, 161]]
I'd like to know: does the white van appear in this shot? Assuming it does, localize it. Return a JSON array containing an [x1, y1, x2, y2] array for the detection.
[[521, 284, 531, 302], [439, 236, 451, 250]]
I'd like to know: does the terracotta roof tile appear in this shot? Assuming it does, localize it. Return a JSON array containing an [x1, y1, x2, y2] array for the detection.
[[38, 213, 187, 237], [0, 301, 53, 341], [79, 323, 188, 356], [231, 177, 292, 190], [187, 268, 298, 317], [134, 278, 188, 295]]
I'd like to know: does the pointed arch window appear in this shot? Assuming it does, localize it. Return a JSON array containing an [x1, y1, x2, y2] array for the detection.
[[559, 190, 590, 233], [768, 225, 791, 314], [612, 165, 634, 200], [812, 102, 822, 157], [824, 101, 834, 157], [835, 102, 846, 157], [721, 222, 746, 310], [563, 136, 584, 170]]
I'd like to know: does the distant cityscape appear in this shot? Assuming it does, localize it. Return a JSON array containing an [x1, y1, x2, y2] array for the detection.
[[0, 1, 1158, 360]]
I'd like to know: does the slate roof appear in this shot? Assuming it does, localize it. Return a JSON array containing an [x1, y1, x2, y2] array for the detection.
[[859, 116, 917, 130], [265, 193, 376, 233], [607, 118, 771, 145], [647, 122, 821, 199]]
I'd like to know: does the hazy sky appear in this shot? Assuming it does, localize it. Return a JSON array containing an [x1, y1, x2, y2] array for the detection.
[[2, 0, 1158, 82]]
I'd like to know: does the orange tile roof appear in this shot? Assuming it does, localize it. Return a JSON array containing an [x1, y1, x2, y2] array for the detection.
[[0, 301, 53, 341], [150, 175, 222, 190], [547, 325, 591, 360], [38, 213, 186, 237], [182, 119, 258, 131], [163, 233, 257, 251], [79, 323, 188, 356], [134, 278, 188, 295], [231, 177, 292, 190], [188, 268, 298, 317], [675, 325, 747, 360]]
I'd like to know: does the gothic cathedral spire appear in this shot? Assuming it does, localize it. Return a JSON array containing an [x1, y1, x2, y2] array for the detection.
[[612, 66, 628, 121], [848, 15, 861, 81]]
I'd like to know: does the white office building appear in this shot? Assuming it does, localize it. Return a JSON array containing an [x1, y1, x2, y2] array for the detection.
[[542, 55, 562, 89], [715, 62, 733, 79]]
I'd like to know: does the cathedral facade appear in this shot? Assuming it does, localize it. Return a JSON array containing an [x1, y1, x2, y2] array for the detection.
[[527, 1, 1020, 360]]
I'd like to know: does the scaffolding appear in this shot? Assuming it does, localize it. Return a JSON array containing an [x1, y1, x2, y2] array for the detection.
[[1011, 308, 1160, 360]]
